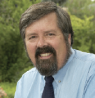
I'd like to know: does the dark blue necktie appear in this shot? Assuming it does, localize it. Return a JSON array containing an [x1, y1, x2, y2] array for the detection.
[[42, 76, 54, 98]]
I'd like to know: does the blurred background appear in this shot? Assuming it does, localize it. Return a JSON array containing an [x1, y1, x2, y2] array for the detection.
[[0, 0, 95, 97]]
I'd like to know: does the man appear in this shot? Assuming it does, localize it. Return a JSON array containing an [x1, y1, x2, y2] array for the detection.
[[14, 1, 95, 98]]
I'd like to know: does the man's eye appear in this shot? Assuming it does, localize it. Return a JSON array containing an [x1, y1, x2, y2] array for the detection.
[[29, 36, 37, 39], [47, 33, 55, 36]]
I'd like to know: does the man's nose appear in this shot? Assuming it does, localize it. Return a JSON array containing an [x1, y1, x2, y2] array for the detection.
[[37, 37, 47, 48]]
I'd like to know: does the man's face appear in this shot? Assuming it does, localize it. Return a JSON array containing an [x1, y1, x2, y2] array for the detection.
[[25, 12, 71, 76]]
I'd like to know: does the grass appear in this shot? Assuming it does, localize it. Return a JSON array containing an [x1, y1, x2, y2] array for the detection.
[[0, 82, 16, 98]]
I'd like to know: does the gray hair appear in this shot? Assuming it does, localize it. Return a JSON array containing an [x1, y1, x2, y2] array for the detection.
[[19, 1, 74, 45]]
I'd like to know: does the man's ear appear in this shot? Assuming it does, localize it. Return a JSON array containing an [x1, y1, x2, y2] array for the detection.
[[68, 34, 71, 46]]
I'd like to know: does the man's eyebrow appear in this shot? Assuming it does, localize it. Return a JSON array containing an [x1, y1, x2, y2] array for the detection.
[[26, 30, 57, 37], [26, 33, 37, 37], [44, 30, 57, 33]]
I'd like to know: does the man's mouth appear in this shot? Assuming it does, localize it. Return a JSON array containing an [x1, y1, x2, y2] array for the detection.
[[39, 53, 52, 59]]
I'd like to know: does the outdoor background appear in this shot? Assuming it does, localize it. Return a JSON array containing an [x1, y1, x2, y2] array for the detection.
[[0, 0, 95, 97]]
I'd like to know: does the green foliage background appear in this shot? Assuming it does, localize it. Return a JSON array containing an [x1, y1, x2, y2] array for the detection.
[[0, 0, 41, 82], [64, 0, 95, 53], [0, 82, 16, 98], [0, 0, 95, 83]]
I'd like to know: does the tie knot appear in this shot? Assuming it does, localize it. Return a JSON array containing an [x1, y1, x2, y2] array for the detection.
[[45, 76, 54, 83]]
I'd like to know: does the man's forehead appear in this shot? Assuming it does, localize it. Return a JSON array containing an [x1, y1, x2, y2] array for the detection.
[[25, 12, 58, 30]]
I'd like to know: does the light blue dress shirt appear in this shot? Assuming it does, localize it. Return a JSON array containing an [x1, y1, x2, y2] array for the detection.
[[14, 48, 95, 98]]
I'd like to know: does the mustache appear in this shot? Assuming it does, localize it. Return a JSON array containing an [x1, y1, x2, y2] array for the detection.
[[35, 46, 56, 58]]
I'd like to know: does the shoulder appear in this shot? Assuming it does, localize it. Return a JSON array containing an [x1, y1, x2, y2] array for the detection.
[[73, 49, 95, 63], [16, 67, 42, 91], [17, 67, 41, 85], [22, 67, 37, 77], [72, 49, 95, 78], [19, 67, 39, 81], [15, 68, 43, 98]]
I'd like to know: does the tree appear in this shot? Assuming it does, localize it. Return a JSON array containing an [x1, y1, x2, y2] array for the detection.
[[71, 15, 95, 53], [63, 0, 95, 54], [0, 0, 41, 82], [42, 0, 67, 5], [64, 0, 93, 17]]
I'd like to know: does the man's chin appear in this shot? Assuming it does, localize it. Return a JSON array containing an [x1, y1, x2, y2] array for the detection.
[[37, 67, 58, 76], [35, 58, 58, 76]]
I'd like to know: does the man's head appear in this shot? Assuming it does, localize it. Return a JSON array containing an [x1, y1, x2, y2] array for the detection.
[[19, 2, 74, 76]]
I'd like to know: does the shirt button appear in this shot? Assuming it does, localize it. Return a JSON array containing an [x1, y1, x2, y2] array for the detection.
[[58, 80, 61, 83]]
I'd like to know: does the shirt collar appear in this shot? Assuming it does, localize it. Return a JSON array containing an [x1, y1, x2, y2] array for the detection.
[[53, 47, 75, 85]]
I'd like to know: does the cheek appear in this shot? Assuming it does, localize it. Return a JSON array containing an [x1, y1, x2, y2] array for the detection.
[[52, 37, 66, 53], [26, 43, 35, 53], [49, 39, 64, 59], [52, 37, 67, 68], [26, 42, 36, 64]]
